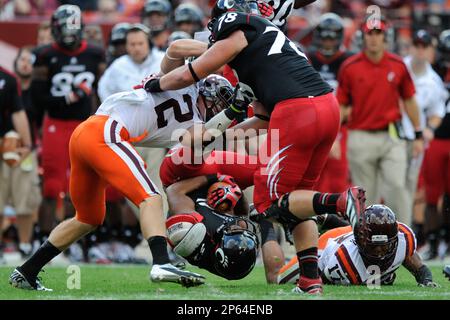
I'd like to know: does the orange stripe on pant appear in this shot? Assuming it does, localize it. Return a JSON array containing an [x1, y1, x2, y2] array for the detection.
[[69, 115, 158, 225]]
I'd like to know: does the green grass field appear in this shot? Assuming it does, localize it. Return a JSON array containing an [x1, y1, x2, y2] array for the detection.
[[0, 264, 449, 300]]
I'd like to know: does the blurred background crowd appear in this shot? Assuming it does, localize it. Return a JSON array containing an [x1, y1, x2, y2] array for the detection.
[[1, 0, 450, 266]]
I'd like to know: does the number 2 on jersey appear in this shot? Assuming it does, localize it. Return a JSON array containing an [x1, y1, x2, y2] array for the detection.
[[155, 94, 194, 128]]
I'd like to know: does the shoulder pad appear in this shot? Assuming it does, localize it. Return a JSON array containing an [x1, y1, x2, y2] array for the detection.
[[212, 12, 254, 42]]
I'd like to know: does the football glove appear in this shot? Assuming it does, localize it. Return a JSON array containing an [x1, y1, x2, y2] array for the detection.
[[73, 80, 92, 99], [416, 265, 439, 287], [134, 73, 162, 92], [207, 184, 242, 211], [257, 1, 274, 18]]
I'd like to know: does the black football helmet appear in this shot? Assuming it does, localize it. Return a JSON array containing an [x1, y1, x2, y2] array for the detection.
[[174, 3, 204, 32], [354, 205, 399, 271], [167, 30, 192, 45], [208, 0, 259, 43], [141, 0, 172, 33], [314, 13, 344, 56], [109, 22, 131, 45], [198, 74, 235, 121], [51, 5, 84, 50], [438, 29, 450, 63], [142, 0, 171, 16], [213, 217, 259, 280]]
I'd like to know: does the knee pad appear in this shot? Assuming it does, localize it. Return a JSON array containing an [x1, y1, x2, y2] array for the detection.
[[265, 193, 304, 231]]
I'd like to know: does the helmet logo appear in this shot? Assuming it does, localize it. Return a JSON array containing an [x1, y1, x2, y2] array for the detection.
[[371, 235, 388, 242], [66, 6, 82, 31], [215, 248, 229, 268]]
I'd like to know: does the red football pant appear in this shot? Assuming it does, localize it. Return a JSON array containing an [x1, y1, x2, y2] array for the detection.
[[159, 147, 258, 189], [314, 126, 349, 193], [41, 116, 82, 198], [253, 93, 340, 213], [423, 139, 450, 205]]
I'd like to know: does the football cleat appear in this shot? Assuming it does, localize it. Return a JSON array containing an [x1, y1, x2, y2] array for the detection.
[[292, 275, 323, 295], [336, 186, 366, 228], [444, 265, 450, 280], [9, 268, 53, 291], [150, 263, 205, 287]]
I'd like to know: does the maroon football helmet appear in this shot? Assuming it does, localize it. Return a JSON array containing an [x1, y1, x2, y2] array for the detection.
[[354, 204, 398, 270]]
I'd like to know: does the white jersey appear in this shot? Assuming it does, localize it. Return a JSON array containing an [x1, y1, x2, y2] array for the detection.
[[96, 85, 203, 148], [97, 48, 164, 102], [319, 223, 417, 285], [401, 56, 448, 140]]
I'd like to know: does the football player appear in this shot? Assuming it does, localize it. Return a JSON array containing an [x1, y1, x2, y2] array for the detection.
[[307, 13, 353, 194], [160, 147, 286, 284], [106, 22, 131, 66], [9, 43, 248, 290], [165, 174, 259, 280], [173, 3, 205, 37], [141, 0, 173, 50], [30, 5, 106, 247], [278, 205, 438, 287], [140, 0, 365, 295]]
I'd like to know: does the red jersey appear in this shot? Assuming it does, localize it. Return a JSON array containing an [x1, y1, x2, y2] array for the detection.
[[337, 51, 415, 130]]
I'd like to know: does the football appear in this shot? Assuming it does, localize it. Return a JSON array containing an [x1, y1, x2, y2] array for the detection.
[[1, 130, 21, 167], [166, 221, 194, 246]]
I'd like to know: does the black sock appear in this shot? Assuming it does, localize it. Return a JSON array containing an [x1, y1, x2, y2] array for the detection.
[[148, 236, 170, 265], [297, 247, 319, 279], [313, 193, 340, 215], [19, 240, 61, 280]]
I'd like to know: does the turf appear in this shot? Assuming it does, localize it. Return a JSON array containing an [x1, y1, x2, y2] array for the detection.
[[1, 264, 449, 300]]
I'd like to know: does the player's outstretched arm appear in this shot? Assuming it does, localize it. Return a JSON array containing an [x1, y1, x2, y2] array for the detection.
[[161, 39, 208, 75], [166, 176, 209, 214], [144, 31, 247, 92], [403, 252, 439, 287]]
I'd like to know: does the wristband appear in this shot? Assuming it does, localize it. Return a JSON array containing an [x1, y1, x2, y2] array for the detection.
[[415, 130, 423, 140], [145, 78, 163, 92], [188, 62, 201, 82]]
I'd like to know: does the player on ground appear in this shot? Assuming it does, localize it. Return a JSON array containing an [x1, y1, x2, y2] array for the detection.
[[278, 205, 438, 287], [165, 174, 259, 280], [9, 41, 248, 290], [140, 0, 366, 294]]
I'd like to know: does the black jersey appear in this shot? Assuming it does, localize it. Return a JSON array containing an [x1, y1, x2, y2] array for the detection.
[[183, 187, 256, 279], [0, 67, 23, 137], [211, 12, 332, 114], [308, 49, 354, 90], [32, 40, 105, 121]]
